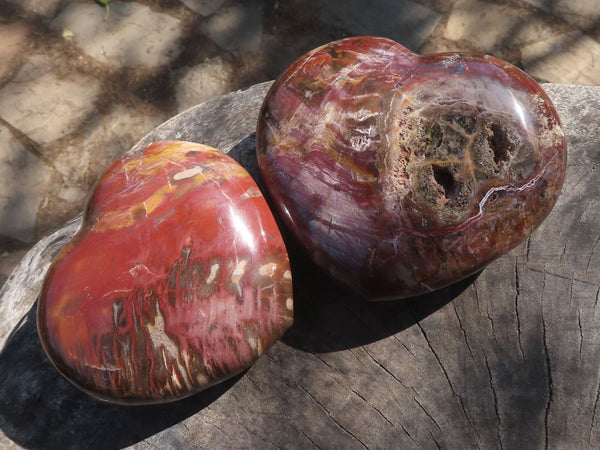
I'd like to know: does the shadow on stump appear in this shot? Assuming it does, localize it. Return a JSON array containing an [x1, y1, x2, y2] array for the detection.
[[0, 303, 241, 449]]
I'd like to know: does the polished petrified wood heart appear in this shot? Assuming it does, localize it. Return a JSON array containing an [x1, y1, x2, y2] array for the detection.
[[37, 141, 293, 404], [257, 36, 567, 300]]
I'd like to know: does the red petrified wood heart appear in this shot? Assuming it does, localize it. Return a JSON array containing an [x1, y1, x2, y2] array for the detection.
[[257, 36, 567, 300], [38, 141, 293, 404]]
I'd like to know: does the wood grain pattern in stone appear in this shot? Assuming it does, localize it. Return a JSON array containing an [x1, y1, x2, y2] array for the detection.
[[37, 140, 293, 404], [257, 36, 567, 300]]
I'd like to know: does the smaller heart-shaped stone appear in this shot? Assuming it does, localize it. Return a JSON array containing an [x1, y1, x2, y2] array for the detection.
[[38, 141, 293, 404]]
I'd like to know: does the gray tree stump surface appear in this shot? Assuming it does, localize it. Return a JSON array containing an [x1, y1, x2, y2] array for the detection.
[[0, 81, 599, 449]]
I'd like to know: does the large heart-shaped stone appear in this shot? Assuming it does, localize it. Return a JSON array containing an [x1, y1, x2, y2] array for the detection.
[[37, 141, 293, 404], [257, 36, 567, 300]]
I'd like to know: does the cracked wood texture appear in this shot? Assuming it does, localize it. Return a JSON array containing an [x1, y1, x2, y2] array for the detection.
[[0, 81, 598, 449]]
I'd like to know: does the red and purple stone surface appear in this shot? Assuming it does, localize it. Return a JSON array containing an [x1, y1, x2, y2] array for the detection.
[[257, 36, 567, 300], [37, 141, 293, 404]]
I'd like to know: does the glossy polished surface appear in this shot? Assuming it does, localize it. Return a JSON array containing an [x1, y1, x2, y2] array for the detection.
[[37, 141, 293, 404], [257, 36, 567, 300]]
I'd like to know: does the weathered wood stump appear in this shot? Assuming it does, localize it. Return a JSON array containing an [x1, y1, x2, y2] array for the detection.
[[0, 81, 598, 449]]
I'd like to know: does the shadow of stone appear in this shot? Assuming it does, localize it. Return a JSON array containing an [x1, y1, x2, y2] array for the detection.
[[282, 238, 480, 353], [0, 303, 239, 449], [227, 133, 261, 180]]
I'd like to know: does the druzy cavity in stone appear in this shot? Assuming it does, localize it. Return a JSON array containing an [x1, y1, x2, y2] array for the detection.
[[256, 36, 567, 300], [38, 141, 293, 404]]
